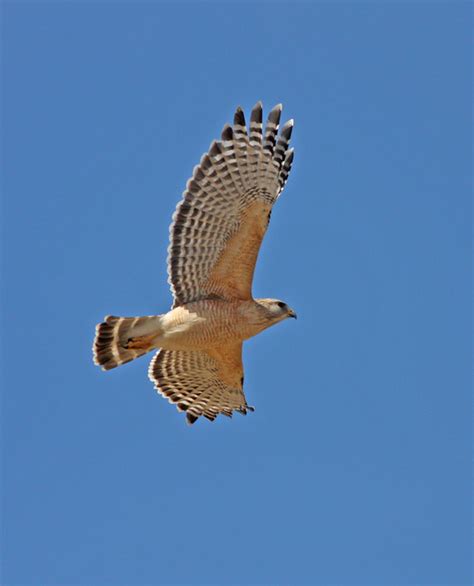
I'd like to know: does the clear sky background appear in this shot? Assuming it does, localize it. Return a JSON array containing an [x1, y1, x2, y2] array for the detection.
[[2, 2, 471, 585]]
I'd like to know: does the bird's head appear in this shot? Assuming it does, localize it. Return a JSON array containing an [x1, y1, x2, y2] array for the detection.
[[256, 298, 297, 324]]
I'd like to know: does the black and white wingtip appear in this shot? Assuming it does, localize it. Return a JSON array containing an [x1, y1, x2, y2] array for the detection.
[[221, 123, 233, 142], [234, 106, 246, 127], [273, 119, 294, 164], [249, 101, 263, 145], [186, 413, 199, 425], [268, 103, 282, 122], [263, 103, 283, 153], [232, 107, 247, 144]]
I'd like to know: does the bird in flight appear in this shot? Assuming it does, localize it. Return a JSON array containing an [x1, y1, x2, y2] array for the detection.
[[93, 102, 296, 424]]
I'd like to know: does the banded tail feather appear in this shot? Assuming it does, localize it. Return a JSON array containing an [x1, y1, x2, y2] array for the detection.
[[93, 314, 162, 371]]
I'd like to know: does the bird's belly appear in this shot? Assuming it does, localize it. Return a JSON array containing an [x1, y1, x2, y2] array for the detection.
[[156, 301, 252, 350]]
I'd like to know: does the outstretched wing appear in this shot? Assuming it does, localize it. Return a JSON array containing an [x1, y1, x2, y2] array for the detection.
[[148, 343, 254, 424], [168, 102, 294, 307]]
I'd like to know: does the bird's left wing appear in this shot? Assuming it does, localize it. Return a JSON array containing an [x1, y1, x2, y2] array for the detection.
[[168, 102, 294, 307], [148, 343, 254, 424]]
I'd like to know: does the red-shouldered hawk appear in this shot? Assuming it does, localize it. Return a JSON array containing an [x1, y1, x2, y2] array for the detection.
[[93, 102, 296, 424]]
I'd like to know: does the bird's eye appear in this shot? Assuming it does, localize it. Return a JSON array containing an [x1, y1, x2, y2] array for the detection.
[[277, 302, 286, 309]]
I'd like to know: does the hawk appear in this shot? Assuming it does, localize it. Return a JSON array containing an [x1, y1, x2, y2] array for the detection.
[[93, 102, 296, 424]]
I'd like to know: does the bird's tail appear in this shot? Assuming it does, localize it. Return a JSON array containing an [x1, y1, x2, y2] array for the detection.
[[93, 315, 163, 371]]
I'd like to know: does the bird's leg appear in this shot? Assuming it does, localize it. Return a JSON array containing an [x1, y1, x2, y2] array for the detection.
[[125, 334, 156, 349]]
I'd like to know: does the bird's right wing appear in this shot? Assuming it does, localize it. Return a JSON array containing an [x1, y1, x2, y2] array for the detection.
[[167, 102, 294, 307], [148, 343, 254, 424]]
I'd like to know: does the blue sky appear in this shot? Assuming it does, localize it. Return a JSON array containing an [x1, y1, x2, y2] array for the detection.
[[2, 2, 471, 585]]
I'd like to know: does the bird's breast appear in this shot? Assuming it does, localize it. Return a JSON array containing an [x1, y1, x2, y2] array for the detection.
[[157, 299, 259, 350]]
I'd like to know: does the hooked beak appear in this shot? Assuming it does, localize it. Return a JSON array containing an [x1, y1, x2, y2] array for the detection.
[[288, 308, 297, 319]]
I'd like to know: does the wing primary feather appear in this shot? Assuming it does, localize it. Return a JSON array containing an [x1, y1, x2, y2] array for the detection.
[[260, 103, 283, 189], [263, 103, 282, 154], [249, 101, 263, 145], [232, 106, 251, 187], [274, 119, 294, 164], [221, 122, 245, 192], [221, 123, 233, 142], [278, 147, 294, 191], [233, 106, 248, 149], [186, 413, 198, 425], [209, 140, 223, 159], [234, 106, 245, 125]]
